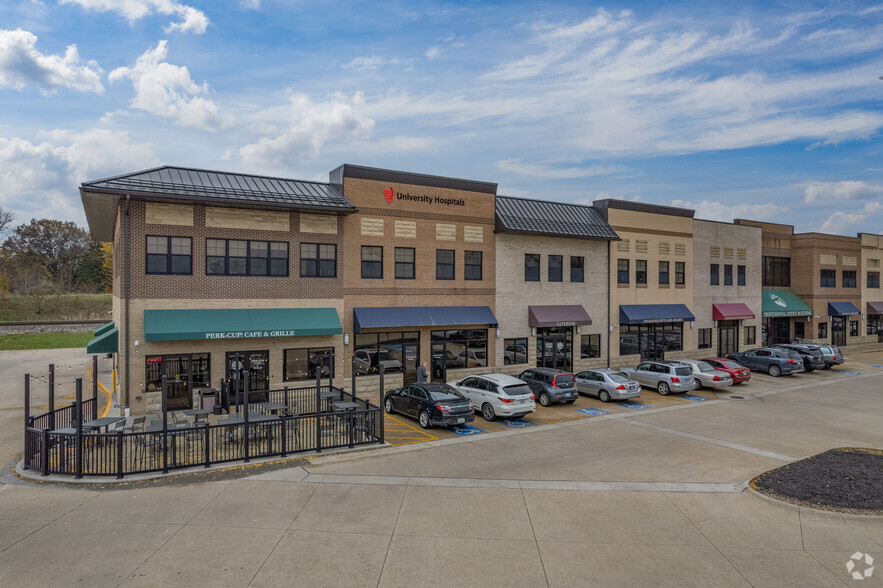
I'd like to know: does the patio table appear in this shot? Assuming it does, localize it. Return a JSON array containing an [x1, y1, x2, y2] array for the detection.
[[258, 402, 288, 415], [82, 416, 125, 433], [182, 409, 211, 423]]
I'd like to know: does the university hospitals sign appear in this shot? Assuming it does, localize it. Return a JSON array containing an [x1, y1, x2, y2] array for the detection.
[[384, 187, 465, 207]]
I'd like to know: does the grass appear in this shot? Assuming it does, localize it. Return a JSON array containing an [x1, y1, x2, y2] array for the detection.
[[0, 332, 94, 350], [0, 293, 111, 322]]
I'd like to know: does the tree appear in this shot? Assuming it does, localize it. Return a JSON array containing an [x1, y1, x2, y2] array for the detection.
[[74, 241, 112, 292], [1, 219, 94, 293], [0, 207, 12, 235]]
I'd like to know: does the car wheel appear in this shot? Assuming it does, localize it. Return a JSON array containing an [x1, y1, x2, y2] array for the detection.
[[599, 390, 611, 403], [539, 392, 551, 407], [805, 367, 814, 372], [481, 403, 496, 421], [418, 410, 432, 429], [384, 398, 394, 414], [657, 382, 671, 396], [565, 399, 576, 404], [768, 365, 781, 377]]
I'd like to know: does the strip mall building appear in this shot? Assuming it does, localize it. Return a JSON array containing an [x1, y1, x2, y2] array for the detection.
[[81, 165, 882, 415]]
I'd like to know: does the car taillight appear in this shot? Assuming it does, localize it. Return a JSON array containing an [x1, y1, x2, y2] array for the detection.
[[670, 377, 680, 383], [712, 375, 720, 381], [468, 401, 474, 409], [499, 397, 514, 403], [616, 384, 626, 390], [787, 360, 796, 364], [437, 403, 451, 412], [530, 394, 536, 400]]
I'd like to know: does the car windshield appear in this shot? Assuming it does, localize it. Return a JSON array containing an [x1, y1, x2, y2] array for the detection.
[[674, 367, 692, 376], [428, 386, 465, 401], [696, 362, 715, 372], [554, 374, 575, 386], [807, 348, 823, 357], [502, 384, 532, 397], [608, 373, 631, 383]]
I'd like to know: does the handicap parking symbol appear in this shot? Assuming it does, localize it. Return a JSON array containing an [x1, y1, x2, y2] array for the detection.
[[872, 365, 883, 369], [501, 419, 535, 428], [680, 394, 708, 402], [451, 424, 485, 435], [576, 408, 610, 416], [620, 402, 650, 410], [835, 370, 862, 375]]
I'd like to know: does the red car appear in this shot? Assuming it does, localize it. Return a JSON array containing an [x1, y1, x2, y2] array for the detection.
[[700, 358, 751, 384]]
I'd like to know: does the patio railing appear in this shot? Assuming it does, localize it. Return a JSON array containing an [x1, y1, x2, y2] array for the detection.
[[22, 372, 383, 479]]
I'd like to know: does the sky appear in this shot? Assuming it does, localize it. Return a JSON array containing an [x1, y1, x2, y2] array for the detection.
[[1, 0, 882, 237]]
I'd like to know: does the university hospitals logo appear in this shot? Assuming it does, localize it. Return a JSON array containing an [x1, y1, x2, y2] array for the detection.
[[383, 187, 394, 204]]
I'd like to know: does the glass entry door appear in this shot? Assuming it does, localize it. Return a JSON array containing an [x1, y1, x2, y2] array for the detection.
[[403, 343, 419, 384], [718, 321, 739, 356], [145, 353, 211, 411], [226, 351, 269, 403], [832, 316, 846, 346], [767, 318, 790, 344], [536, 327, 573, 370]]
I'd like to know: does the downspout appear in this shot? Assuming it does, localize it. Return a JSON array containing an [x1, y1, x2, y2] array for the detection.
[[124, 195, 131, 408], [606, 239, 611, 368]]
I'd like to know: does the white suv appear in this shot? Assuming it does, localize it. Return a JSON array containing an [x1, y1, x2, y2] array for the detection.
[[447, 373, 536, 421]]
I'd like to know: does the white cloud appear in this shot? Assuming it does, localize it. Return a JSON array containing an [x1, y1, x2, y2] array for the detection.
[[239, 92, 374, 169], [0, 129, 158, 225], [804, 180, 883, 203], [343, 55, 403, 71], [59, 0, 208, 34], [109, 40, 221, 131], [240, 0, 261, 9], [498, 159, 628, 179], [426, 46, 442, 59], [670, 199, 789, 223], [818, 202, 883, 235], [0, 29, 103, 94]]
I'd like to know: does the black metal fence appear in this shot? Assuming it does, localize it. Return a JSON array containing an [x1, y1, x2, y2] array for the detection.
[[22, 369, 383, 479]]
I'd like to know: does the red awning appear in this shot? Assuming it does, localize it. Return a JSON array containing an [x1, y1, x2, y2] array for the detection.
[[712, 303, 755, 321]]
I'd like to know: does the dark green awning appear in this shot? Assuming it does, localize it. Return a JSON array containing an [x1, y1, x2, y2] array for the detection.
[[144, 308, 342, 342], [93, 321, 115, 337], [86, 325, 118, 354], [762, 290, 812, 317]]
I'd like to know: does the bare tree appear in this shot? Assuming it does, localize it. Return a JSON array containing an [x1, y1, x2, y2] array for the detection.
[[0, 207, 12, 235]]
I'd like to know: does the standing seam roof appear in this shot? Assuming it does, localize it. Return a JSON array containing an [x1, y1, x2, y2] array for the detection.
[[495, 195, 619, 240]]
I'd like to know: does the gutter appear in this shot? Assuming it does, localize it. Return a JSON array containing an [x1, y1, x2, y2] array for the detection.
[[124, 195, 131, 408], [607, 239, 611, 368]]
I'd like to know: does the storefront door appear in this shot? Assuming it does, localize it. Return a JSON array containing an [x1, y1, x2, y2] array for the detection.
[[145, 353, 211, 411], [536, 327, 573, 371], [767, 318, 790, 345], [226, 351, 269, 403], [718, 321, 739, 357], [403, 343, 420, 384], [832, 316, 846, 346]]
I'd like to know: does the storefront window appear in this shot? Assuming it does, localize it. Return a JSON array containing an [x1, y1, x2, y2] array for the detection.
[[744, 326, 756, 345], [431, 329, 488, 377], [818, 322, 828, 339], [354, 332, 418, 376], [698, 328, 712, 349], [619, 323, 683, 361], [504, 337, 528, 365], [283, 347, 334, 381], [580, 334, 600, 358], [145, 353, 210, 410], [794, 321, 805, 339], [536, 326, 572, 370], [850, 321, 858, 337], [868, 315, 881, 335]]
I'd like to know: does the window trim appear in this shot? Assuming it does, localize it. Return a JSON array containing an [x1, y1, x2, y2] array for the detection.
[[146, 235, 192, 276]]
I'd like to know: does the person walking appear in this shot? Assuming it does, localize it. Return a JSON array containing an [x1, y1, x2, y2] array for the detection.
[[417, 361, 428, 383]]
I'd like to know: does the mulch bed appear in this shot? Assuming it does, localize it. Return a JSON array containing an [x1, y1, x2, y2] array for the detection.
[[751, 448, 883, 515]]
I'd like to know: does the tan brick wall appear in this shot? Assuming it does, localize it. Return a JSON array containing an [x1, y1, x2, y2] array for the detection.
[[145, 202, 193, 226], [205, 206, 290, 231], [300, 213, 338, 234]]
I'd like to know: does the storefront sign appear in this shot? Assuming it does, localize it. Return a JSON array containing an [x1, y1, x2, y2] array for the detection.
[[205, 330, 299, 340], [555, 321, 577, 327], [383, 187, 465, 207]]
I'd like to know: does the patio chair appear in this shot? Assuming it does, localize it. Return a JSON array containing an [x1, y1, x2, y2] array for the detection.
[[134, 430, 163, 468], [352, 413, 377, 443], [282, 414, 300, 450]]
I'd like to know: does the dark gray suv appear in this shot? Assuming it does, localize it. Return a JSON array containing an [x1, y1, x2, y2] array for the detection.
[[517, 367, 578, 406], [771, 344, 826, 372], [727, 347, 804, 377]]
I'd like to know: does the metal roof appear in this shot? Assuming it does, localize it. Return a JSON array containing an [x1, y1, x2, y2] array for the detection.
[[81, 166, 356, 212], [495, 195, 619, 240]]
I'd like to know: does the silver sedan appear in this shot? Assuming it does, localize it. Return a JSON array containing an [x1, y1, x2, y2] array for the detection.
[[677, 359, 733, 390], [575, 368, 641, 402]]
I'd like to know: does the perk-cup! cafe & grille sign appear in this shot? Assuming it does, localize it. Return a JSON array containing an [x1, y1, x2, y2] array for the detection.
[[384, 187, 465, 207], [205, 330, 298, 340]]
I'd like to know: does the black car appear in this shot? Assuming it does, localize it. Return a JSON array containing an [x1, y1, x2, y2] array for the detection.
[[770, 344, 826, 372], [384, 382, 474, 429]]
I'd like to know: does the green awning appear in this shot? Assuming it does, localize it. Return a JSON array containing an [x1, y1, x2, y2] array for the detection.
[[144, 308, 342, 342], [762, 290, 812, 318], [86, 326, 118, 354], [93, 321, 115, 337]]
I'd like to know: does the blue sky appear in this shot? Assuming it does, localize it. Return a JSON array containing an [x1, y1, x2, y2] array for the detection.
[[1, 0, 881, 235]]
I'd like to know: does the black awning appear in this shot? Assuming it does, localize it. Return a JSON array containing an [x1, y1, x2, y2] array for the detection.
[[353, 306, 498, 333], [619, 304, 695, 325]]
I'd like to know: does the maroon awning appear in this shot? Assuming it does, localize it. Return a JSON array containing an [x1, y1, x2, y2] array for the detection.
[[712, 303, 755, 321], [528, 305, 592, 328], [868, 301, 883, 314]]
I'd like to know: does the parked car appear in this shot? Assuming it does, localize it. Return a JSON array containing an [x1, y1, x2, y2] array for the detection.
[[816, 345, 844, 369], [516, 367, 578, 406], [574, 368, 641, 402], [771, 344, 827, 372], [384, 382, 474, 429], [455, 349, 487, 368], [700, 358, 751, 384], [447, 373, 536, 421], [353, 348, 402, 374], [621, 361, 695, 395], [504, 343, 528, 365], [676, 359, 733, 390], [726, 347, 804, 377]]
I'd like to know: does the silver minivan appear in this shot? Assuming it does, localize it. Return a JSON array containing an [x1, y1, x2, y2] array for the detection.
[[621, 361, 695, 395]]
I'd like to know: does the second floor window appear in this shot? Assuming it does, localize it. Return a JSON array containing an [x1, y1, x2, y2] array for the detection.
[[659, 261, 669, 285], [548, 255, 563, 282], [763, 256, 790, 287], [724, 264, 733, 286], [675, 262, 685, 285], [525, 254, 540, 282], [710, 264, 720, 285], [635, 260, 647, 285], [300, 243, 336, 278], [146, 236, 191, 275], [869, 271, 881, 288], [617, 259, 629, 284], [361, 246, 383, 279], [570, 256, 584, 282], [464, 251, 482, 281], [737, 265, 746, 286], [395, 247, 415, 279], [820, 269, 835, 288], [842, 270, 856, 288], [207, 239, 287, 276], [437, 249, 455, 280]]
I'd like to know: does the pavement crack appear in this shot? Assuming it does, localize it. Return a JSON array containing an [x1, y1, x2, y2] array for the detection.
[[519, 485, 550, 588]]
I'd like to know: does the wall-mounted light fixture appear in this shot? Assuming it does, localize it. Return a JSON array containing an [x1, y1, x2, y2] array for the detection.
[[531, 327, 536, 337], [609, 324, 614, 333], [344, 333, 349, 345], [689, 322, 694, 329], [806, 316, 812, 322], [495, 328, 501, 338], [576, 325, 581, 335], [713, 320, 718, 328]]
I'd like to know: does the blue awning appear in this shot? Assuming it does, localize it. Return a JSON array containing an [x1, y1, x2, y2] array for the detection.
[[353, 306, 498, 333], [619, 304, 695, 325], [828, 301, 861, 317]]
